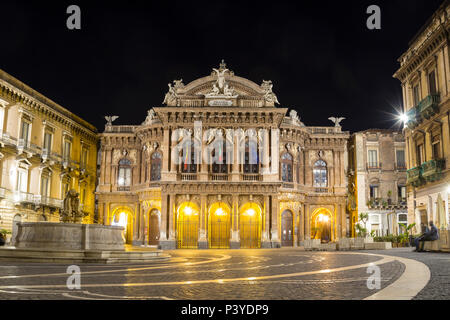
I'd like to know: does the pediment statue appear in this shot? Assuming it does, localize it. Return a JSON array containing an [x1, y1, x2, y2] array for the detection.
[[142, 109, 157, 125], [162, 79, 184, 105], [261, 80, 280, 104], [206, 60, 237, 98]]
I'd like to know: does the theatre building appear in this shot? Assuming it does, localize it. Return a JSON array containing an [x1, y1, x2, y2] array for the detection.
[[96, 62, 350, 249]]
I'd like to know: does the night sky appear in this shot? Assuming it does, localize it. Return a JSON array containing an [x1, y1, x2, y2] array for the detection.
[[0, 0, 444, 133]]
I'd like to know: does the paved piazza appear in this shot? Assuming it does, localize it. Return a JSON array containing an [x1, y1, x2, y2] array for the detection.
[[0, 248, 445, 300]]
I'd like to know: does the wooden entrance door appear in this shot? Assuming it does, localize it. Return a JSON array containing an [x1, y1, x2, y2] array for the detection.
[[148, 209, 160, 245], [281, 210, 293, 247]]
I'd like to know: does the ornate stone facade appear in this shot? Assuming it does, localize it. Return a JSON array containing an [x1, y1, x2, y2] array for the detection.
[[393, 1, 450, 233], [0, 69, 98, 243], [97, 62, 350, 249]]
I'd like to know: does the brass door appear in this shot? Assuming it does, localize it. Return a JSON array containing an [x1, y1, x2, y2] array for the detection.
[[240, 218, 261, 248], [281, 210, 293, 247], [177, 218, 198, 249], [210, 216, 230, 249]]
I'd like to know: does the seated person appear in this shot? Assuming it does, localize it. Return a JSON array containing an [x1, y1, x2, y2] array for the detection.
[[414, 221, 439, 252]]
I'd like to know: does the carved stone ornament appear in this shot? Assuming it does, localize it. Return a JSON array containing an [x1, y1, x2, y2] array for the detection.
[[162, 79, 184, 105], [261, 80, 280, 104], [205, 60, 238, 98], [60, 189, 87, 223], [142, 109, 157, 125]]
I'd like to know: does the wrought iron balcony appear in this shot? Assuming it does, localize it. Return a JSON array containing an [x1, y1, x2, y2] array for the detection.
[[422, 158, 445, 182], [418, 94, 440, 120], [405, 106, 421, 129], [406, 166, 424, 187]]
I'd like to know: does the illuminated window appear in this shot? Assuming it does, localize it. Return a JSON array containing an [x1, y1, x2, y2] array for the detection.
[[212, 139, 228, 174], [181, 140, 197, 173], [151, 152, 162, 181], [244, 139, 258, 174], [118, 158, 132, 189], [281, 153, 293, 182], [313, 160, 327, 187]]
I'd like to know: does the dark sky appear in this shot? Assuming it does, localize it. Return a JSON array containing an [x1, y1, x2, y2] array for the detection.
[[0, 0, 444, 133]]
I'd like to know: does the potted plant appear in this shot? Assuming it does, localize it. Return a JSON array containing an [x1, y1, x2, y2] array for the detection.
[[0, 229, 11, 246], [387, 190, 392, 205]]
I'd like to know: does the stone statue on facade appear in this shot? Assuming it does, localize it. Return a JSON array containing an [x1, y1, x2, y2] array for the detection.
[[328, 116, 346, 127], [60, 189, 86, 223], [104, 115, 119, 126], [206, 60, 237, 98], [142, 109, 156, 125], [261, 80, 280, 104], [163, 80, 184, 105]]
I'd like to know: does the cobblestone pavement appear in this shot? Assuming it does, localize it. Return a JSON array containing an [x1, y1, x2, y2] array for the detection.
[[0, 248, 415, 300], [361, 248, 450, 300]]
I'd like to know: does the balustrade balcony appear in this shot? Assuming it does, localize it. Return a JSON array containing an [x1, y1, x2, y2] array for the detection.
[[422, 158, 445, 182], [210, 174, 229, 181], [241, 174, 261, 181], [418, 94, 440, 119], [406, 166, 424, 187], [179, 173, 198, 181]]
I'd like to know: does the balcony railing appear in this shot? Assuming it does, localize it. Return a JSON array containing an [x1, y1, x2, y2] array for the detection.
[[117, 186, 131, 191], [242, 174, 261, 181], [210, 174, 229, 181], [367, 163, 382, 170], [179, 173, 198, 181], [418, 94, 440, 119], [422, 158, 445, 182], [405, 106, 421, 129], [406, 166, 424, 187], [395, 163, 407, 170], [34, 195, 63, 208]]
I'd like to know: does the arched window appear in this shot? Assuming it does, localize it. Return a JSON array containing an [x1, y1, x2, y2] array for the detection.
[[281, 153, 293, 182], [212, 139, 228, 174], [181, 140, 198, 173], [313, 160, 327, 187], [151, 152, 162, 181], [118, 158, 132, 190], [244, 139, 259, 174]]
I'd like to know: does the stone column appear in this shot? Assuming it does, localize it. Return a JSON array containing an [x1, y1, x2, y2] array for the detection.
[[270, 195, 281, 247], [335, 204, 340, 241], [200, 128, 208, 181], [299, 206, 305, 242], [140, 203, 146, 244], [304, 203, 310, 240], [230, 194, 240, 248], [341, 204, 347, 238], [162, 128, 171, 180], [160, 194, 168, 240], [170, 128, 177, 173], [261, 129, 270, 179], [168, 194, 176, 241], [232, 131, 240, 182], [261, 195, 271, 248], [198, 194, 208, 248], [293, 209, 298, 247]]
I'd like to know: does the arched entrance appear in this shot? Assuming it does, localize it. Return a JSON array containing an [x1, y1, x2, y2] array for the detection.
[[281, 210, 294, 247], [208, 202, 231, 249], [111, 207, 133, 244], [177, 202, 200, 249], [311, 208, 332, 243], [239, 202, 262, 248], [148, 208, 160, 245]]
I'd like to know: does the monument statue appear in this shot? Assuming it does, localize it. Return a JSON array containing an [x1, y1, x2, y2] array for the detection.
[[60, 189, 87, 223], [261, 80, 280, 104], [328, 116, 346, 127], [206, 60, 237, 97], [104, 115, 119, 126]]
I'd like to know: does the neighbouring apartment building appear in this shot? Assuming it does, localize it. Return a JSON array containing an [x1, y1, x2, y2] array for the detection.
[[0, 69, 98, 241], [348, 129, 408, 236], [393, 0, 450, 233]]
